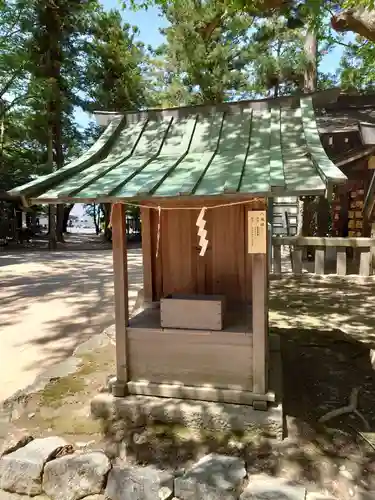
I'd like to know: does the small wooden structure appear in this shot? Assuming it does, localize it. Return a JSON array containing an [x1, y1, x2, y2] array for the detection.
[[317, 93, 375, 237], [9, 89, 347, 409]]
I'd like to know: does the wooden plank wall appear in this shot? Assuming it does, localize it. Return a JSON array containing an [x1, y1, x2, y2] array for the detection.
[[141, 198, 265, 305], [128, 328, 253, 389]]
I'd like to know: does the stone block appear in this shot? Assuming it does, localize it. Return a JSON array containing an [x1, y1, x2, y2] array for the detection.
[[42, 452, 111, 500], [0, 436, 68, 496], [0, 432, 33, 457], [91, 394, 283, 438], [0, 492, 50, 500], [174, 453, 246, 500], [240, 474, 306, 500], [105, 464, 174, 500], [353, 488, 375, 500], [81, 496, 106, 500], [82, 496, 106, 500], [306, 494, 337, 500]]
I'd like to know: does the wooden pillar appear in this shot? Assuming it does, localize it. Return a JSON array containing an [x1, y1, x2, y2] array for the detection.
[[111, 203, 129, 396], [252, 254, 268, 395], [248, 208, 268, 397], [140, 207, 153, 302], [273, 243, 282, 274]]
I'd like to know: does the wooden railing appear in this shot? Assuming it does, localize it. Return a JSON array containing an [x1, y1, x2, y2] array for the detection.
[[272, 237, 375, 277]]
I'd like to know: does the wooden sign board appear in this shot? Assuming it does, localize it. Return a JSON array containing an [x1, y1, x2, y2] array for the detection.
[[248, 210, 267, 254], [369, 156, 375, 169]]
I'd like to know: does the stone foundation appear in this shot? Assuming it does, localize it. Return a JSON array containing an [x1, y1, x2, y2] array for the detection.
[[91, 334, 284, 442], [91, 393, 283, 438]]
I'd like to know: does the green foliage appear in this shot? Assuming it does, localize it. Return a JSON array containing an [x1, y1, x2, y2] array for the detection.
[[1, 0, 374, 214], [124, 0, 375, 14], [84, 8, 147, 112], [147, 0, 256, 106], [123, 0, 375, 43], [248, 17, 307, 96], [340, 37, 375, 91], [144, 0, 341, 106], [0, 0, 148, 197]]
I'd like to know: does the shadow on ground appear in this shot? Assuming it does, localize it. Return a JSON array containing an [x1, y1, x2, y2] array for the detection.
[[270, 275, 375, 345], [94, 276, 375, 496], [0, 246, 143, 401], [3, 252, 375, 497]]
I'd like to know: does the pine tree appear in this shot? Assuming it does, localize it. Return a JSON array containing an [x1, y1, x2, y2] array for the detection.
[[84, 8, 147, 113], [149, 0, 255, 106], [24, 0, 99, 246], [340, 36, 375, 92]]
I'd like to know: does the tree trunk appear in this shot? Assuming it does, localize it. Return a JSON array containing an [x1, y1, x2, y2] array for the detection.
[[297, 197, 304, 236], [304, 28, 317, 94], [301, 27, 319, 241], [302, 197, 317, 236], [0, 100, 4, 170], [55, 116, 64, 242], [102, 203, 112, 241], [48, 205, 57, 250], [92, 203, 100, 235], [62, 204, 74, 232], [56, 205, 65, 242], [331, 7, 375, 42], [47, 122, 57, 250], [317, 196, 330, 237], [47, 0, 64, 243]]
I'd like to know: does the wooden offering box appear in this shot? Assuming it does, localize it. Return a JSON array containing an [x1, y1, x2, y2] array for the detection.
[[160, 294, 226, 330], [127, 304, 254, 395]]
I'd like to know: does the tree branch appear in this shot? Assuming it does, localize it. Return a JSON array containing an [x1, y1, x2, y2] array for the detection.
[[1, 93, 40, 117], [329, 37, 358, 49], [0, 68, 26, 99], [1, 7, 23, 40], [331, 7, 375, 43]]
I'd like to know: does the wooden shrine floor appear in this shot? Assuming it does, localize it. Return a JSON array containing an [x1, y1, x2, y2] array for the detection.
[[126, 302, 254, 394]]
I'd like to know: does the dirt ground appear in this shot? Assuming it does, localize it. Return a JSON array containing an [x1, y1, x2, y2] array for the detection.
[[2, 238, 375, 496], [0, 235, 143, 402]]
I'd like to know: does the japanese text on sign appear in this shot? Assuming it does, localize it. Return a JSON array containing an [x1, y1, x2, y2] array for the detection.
[[248, 210, 267, 254]]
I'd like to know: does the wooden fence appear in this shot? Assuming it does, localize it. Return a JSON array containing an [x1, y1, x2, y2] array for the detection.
[[272, 237, 375, 277]]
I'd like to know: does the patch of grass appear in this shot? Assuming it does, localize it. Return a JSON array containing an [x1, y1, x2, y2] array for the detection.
[[40, 374, 86, 407], [145, 422, 263, 446], [49, 414, 102, 435], [38, 347, 115, 408]]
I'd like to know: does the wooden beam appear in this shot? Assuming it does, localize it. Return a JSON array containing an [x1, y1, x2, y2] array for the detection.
[[247, 207, 268, 395], [252, 253, 268, 395], [127, 381, 275, 405], [273, 236, 375, 248], [111, 203, 129, 396], [273, 244, 282, 274], [140, 207, 153, 302]]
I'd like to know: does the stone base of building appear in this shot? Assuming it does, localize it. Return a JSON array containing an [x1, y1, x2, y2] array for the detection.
[[91, 335, 284, 445]]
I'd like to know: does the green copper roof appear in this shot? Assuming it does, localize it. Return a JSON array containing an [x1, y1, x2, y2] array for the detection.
[[9, 96, 347, 204]]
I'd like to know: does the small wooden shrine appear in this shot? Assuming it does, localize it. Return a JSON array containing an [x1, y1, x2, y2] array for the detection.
[[317, 93, 375, 237], [9, 89, 346, 409]]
